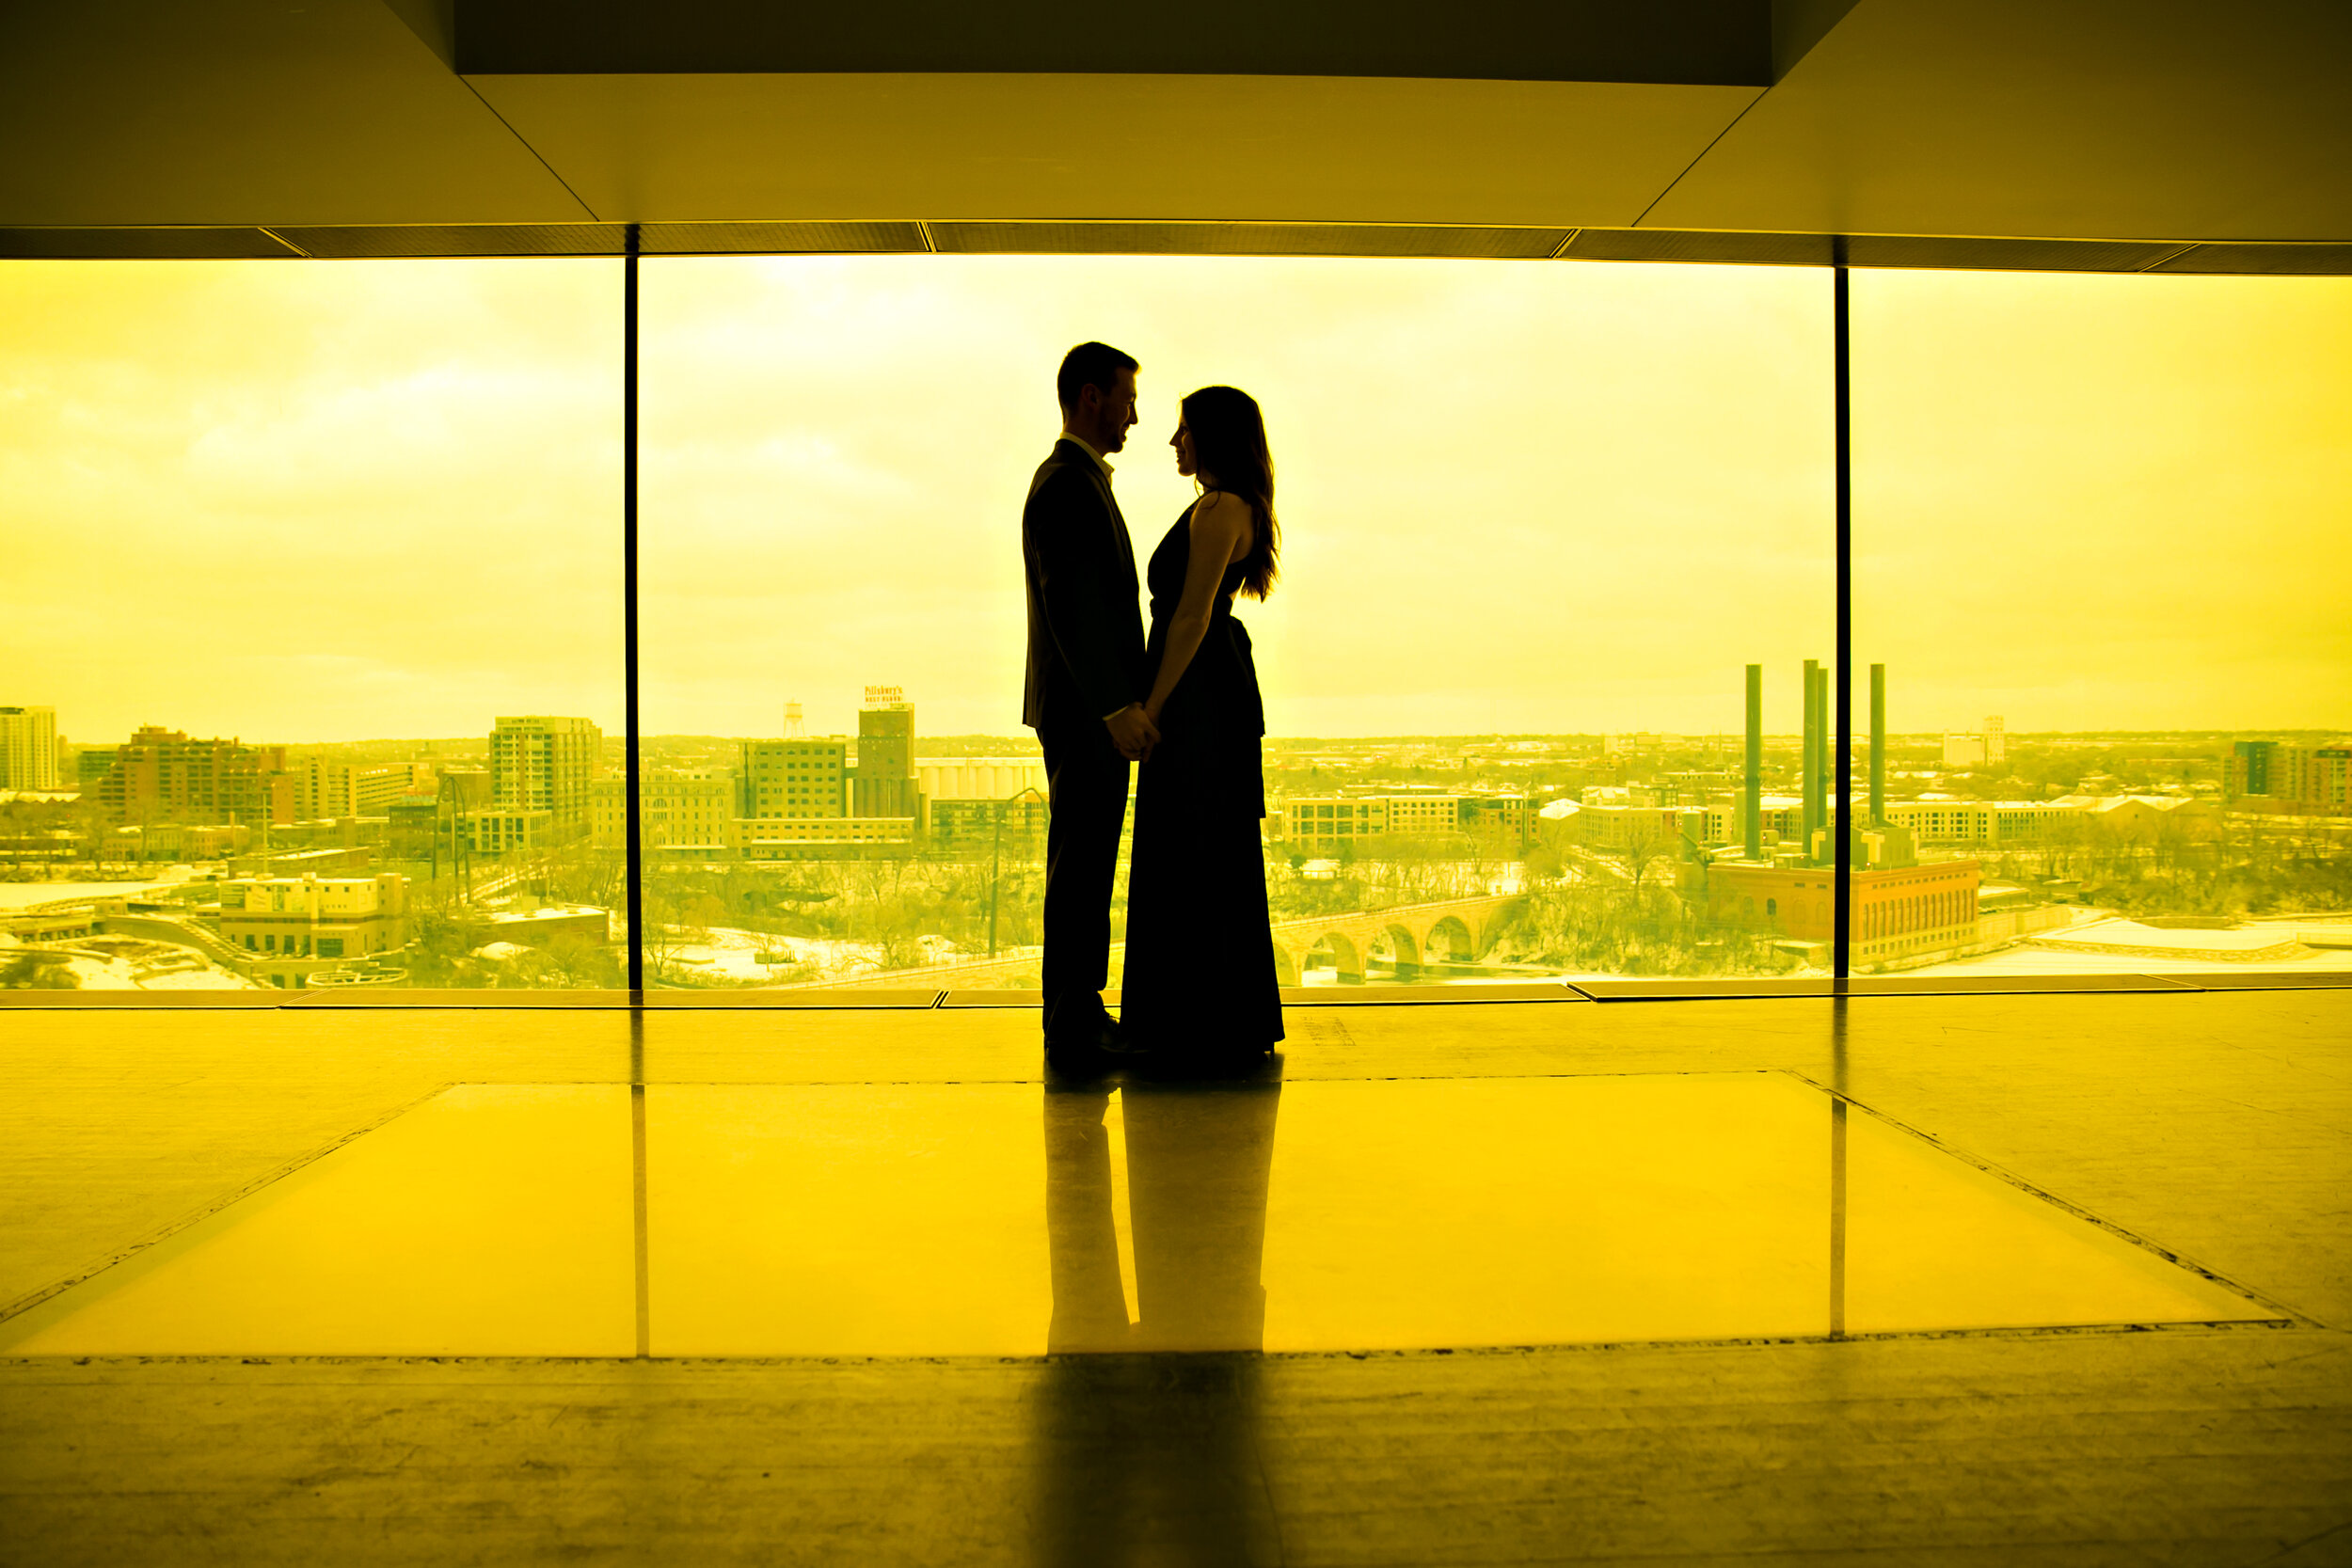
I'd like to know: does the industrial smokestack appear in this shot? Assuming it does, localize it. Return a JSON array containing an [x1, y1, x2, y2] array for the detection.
[[1870, 663, 1886, 826], [1744, 664, 1762, 861], [1812, 662, 1832, 861], [1802, 658, 1821, 855]]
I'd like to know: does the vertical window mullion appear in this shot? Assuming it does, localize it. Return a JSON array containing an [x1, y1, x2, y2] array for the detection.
[[624, 224, 644, 995], [1832, 261, 1854, 983]]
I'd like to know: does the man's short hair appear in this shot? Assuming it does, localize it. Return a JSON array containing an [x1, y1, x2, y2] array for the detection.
[[1057, 341, 1138, 411]]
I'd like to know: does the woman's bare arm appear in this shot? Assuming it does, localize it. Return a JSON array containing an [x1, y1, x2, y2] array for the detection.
[[1142, 491, 1251, 725]]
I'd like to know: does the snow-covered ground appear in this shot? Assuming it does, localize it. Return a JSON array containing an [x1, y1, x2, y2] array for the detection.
[[1900, 942, 2352, 978], [124, 962, 258, 990], [0, 874, 200, 911], [656, 927, 930, 986], [3, 935, 260, 990], [1895, 905, 2352, 976]]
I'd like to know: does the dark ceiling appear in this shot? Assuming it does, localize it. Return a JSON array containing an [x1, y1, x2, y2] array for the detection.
[[442, 0, 1785, 84]]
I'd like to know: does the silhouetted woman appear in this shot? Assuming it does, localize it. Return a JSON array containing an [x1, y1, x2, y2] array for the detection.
[[1120, 386, 1284, 1064]]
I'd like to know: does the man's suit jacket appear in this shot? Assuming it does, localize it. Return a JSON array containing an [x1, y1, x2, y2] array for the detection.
[[1022, 438, 1147, 731]]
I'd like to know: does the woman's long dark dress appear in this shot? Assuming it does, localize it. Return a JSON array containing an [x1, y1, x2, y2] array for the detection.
[[1120, 500, 1286, 1054]]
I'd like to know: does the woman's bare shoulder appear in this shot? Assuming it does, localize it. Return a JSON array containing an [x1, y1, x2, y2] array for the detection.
[[1191, 489, 1250, 526]]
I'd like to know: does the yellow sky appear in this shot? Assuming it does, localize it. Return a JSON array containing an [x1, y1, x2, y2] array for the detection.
[[1852, 269, 2352, 735], [3, 257, 2344, 749], [642, 255, 1831, 740], [0, 260, 622, 746]]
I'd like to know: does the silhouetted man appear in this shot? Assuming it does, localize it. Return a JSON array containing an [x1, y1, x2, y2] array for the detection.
[[1024, 341, 1157, 1065]]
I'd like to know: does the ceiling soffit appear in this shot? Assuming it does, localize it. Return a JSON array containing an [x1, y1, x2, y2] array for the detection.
[[8, 223, 2347, 276], [462, 72, 1759, 230], [1647, 0, 2352, 244], [0, 0, 590, 228]]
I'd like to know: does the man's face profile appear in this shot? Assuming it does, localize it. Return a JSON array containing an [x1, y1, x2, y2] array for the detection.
[[1083, 367, 1139, 453]]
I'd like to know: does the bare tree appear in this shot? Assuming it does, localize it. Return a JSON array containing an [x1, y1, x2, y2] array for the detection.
[[1621, 811, 1676, 895]]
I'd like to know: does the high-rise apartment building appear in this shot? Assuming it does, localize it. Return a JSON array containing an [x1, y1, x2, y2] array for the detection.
[[851, 690, 920, 819], [2231, 739, 2352, 813], [97, 726, 289, 824], [2311, 748, 2352, 810], [489, 716, 600, 824], [2233, 739, 2278, 797], [77, 748, 117, 792], [0, 705, 59, 790]]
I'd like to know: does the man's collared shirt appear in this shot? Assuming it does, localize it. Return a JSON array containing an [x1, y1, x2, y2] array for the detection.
[[1058, 430, 1116, 481]]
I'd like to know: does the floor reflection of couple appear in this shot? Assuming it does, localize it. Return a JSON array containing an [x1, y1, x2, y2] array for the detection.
[[1033, 1078, 1284, 1565]]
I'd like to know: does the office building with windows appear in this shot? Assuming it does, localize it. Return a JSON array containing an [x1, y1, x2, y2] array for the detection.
[[292, 758, 427, 821], [732, 815, 919, 862], [462, 807, 554, 856], [215, 872, 410, 961], [1879, 798, 2086, 846], [592, 770, 733, 853], [737, 738, 847, 819]]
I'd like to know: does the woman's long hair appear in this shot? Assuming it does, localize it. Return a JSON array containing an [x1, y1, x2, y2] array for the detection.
[[1182, 385, 1279, 600]]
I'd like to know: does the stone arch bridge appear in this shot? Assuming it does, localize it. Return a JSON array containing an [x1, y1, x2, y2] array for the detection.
[[1269, 894, 1523, 986]]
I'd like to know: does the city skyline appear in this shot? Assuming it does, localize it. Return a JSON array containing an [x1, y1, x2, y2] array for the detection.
[[10, 675, 2345, 996], [4, 260, 2347, 743], [13, 702, 2346, 767]]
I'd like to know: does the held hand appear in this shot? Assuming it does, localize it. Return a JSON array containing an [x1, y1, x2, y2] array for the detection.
[[1105, 704, 1159, 763]]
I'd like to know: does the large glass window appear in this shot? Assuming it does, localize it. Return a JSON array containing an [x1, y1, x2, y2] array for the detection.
[[9, 252, 2339, 997], [639, 256, 1832, 990], [1851, 270, 2352, 977], [0, 261, 623, 991]]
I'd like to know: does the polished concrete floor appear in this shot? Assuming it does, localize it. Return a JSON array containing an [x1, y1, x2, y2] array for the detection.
[[0, 1075, 2266, 1358], [2, 991, 2348, 1564]]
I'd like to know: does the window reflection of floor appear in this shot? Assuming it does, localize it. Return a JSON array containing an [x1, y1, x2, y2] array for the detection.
[[0, 1072, 2266, 1358]]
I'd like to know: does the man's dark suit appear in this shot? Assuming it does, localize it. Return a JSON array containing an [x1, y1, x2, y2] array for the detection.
[[1022, 437, 1147, 1043]]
